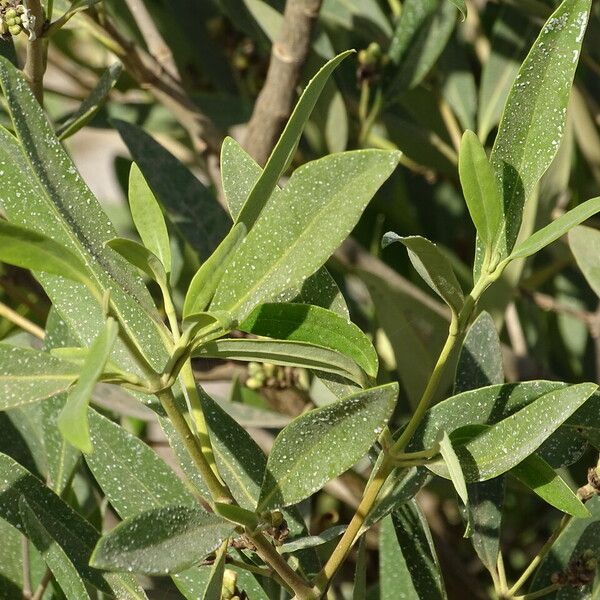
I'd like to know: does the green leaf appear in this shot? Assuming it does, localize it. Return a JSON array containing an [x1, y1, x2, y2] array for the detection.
[[511, 453, 589, 518], [129, 163, 172, 274], [529, 495, 600, 595], [56, 62, 122, 140], [427, 383, 597, 481], [213, 149, 400, 320], [0, 220, 94, 292], [509, 197, 600, 260], [383, 234, 464, 314], [439, 431, 468, 506], [235, 50, 353, 230], [115, 119, 230, 261], [202, 541, 227, 600], [85, 410, 197, 517], [477, 8, 533, 142], [258, 383, 398, 509], [106, 237, 167, 284], [353, 537, 368, 600], [183, 223, 246, 318], [0, 452, 144, 596], [219, 136, 348, 316], [91, 505, 234, 575], [489, 0, 591, 256], [380, 503, 446, 600], [19, 497, 89, 600], [58, 318, 118, 454], [240, 303, 378, 377], [0, 344, 78, 410], [194, 338, 368, 387], [569, 225, 600, 298], [279, 525, 347, 554], [387, 0, 457, 92], [458, 131, 503, 257]]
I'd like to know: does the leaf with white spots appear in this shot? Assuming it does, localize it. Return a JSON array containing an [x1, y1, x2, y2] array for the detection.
[[240, 303, 378, 377], [90, 505, 234, 575], [194, 338, 369, 387], [19, 497, 89, 600], [235, 51, 353, 230], [489, 0, 591, 257], [211, 149, 400, 321], [383, 233, 464, 315], [128, 163, 172, 274], [439, 432, 468, 506], [426, 383, 597, 481], [379, 503, 447, 600], [0, 344, 78, 410], [258, 383, 398, 510], [58, 318, 118, 454], [0, 452, 145, 597], [219, 137, 348, 317], [106, 238, 168, 286]]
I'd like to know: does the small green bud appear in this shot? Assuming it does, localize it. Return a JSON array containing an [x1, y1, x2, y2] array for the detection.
[[5, 8, 17, 19], [586, 558, 597, 571], [582, 549, 595, 560], [8, 23, 21, 35]]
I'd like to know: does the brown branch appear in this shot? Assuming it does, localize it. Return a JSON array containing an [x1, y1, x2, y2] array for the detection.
[[243, 0, 323, 165], [23, 0, 47, 104]]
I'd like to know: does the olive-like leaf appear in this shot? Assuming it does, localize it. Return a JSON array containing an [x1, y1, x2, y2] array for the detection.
[[509, 197, 600, 261], [213, 149, 400, 320], [19, 497, 89, 600], [106, 238, 167, 285], [235, 50, 353, 230], [91, 506, 234, 575], [128, 163, 172, 274], [58, 318, 118, 454], [258, 383, 398, 510], [569, 225, 600, 298], [439, 431, 468, 506], [489, 0, 591, 256], [0, 344, 78, 410], [240, 303, 378, 377], [383, 233, 464, 315]]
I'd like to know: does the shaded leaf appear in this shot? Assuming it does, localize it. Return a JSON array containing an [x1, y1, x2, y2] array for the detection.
[[569, 225, 600, 298], [240, 303, 378, 377], [258, 383, 398, 509], [58, 318, 118, 454], [279, 525, 347, 554], [91, 505, 234, 575]]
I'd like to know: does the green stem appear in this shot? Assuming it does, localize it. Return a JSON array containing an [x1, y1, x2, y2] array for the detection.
[[156, 387, 231, 503], [23, 0, 46, 105], [507, 515, 571, 596], [513, 583, 561, 600]]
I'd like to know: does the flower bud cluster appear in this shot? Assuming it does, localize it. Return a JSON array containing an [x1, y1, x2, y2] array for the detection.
[[551, 549, 597, 588], [0, 0, 35, 40]]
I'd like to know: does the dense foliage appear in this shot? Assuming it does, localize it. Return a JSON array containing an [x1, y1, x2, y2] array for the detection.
[[1, 0, 600, 599]]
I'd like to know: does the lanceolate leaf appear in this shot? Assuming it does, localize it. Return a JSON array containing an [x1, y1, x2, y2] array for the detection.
[[0, 453, 144, 596], [509, 197, 600, 260], [91, 506, 234, 575], [58, 318, 118, 454], [383, 234, 464, 314], [219, 136, 348, 316], [115, 119, 230, 261], [212, 150, 400, 320], [489, 0, 591, 256], [128, 163, 172, 274], [56, 62, 123, 140], [511, 453, 589, 518], [458, 131, 503, 256], [183, 223, 246, 318], [439, 432, 468, 506], [0, 345, 77, 410], [19, 497, 89, 600], [428, 383, 597, 481], [194, 338, 368, 387], [240, 303, 378, 377], [0, 220, 94, 292], [258, 383, 398, 510], [106, 238, 167, 285], [235, 50, 353, 230], [380, 503, 446, 600]]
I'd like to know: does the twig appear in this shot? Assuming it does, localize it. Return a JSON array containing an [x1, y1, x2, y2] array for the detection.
[[23, 0, 46, 104], [30, 569, 52, 600], [513, 583, 562, 600], [0, 300, 45, 339], [438, 95, 462, 154], [21, 536, 32, 600], [243, 0, 323, 165], [123, 0, 178, 78]]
